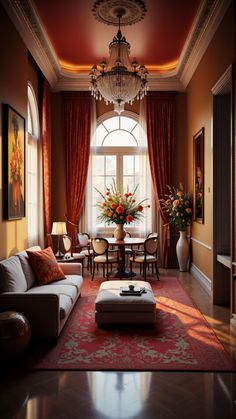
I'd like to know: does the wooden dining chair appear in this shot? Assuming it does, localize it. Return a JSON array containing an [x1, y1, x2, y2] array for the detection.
[[62, 234, 85, 274], [129, 237, 159, 281], [91, 238, 120, 280], [78, 232, 93, 273]]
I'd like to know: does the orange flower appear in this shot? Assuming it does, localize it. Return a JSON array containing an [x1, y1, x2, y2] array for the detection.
[[136, 205, 143, 212], [126, 214, 133, 223], [110, 203, 116, 209], [106, 191, 110, 195], [102, 202, 107, 207], [116, 205, 124, 214], [113, 213, 117, 219]]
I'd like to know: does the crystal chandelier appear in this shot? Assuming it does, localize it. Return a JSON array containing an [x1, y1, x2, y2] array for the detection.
[[90, 1, 148, 114]]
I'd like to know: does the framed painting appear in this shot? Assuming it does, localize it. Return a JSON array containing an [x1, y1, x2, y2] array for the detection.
[[193, 127, 204, 224], [3, 104, 25, 220]]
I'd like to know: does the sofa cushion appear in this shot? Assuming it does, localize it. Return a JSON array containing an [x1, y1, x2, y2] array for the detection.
[[16, 250, 38, 290], [52, 275, 83, 292], [26, 247, 65, 285], [0, 256, 27, 292], [27, 283, 78, 319]]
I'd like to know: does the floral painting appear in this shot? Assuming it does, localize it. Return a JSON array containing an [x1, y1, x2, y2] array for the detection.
[[3, 105, 25, 219]]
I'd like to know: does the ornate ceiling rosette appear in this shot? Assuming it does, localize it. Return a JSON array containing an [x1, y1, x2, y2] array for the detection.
[[92, 0, 147, 26]]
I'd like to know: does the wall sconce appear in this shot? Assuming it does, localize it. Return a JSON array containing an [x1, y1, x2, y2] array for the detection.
[[51, 222, 67, 258]]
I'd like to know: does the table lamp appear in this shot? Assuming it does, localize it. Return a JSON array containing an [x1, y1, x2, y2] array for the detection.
[[51, 222, 67, 257]]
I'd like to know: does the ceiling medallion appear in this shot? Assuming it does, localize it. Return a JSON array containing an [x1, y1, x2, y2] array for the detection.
[[90, 0, 148, 114], [92, 0, 147, 26]]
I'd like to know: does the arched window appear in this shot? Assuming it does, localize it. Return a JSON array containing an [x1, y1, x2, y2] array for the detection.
[[89, 111, 152, 236], [27, 83, 40, 246]]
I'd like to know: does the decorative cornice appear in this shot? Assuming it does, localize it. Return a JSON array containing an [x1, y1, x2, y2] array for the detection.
[[179, 0, 232, 88], [1, 0, 232, 91], [0, 0, 60, 86]]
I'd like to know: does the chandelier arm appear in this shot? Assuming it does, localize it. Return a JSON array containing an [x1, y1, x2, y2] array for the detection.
[[90, 0, 148, 114]]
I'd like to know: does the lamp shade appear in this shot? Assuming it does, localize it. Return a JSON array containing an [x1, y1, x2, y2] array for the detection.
[[51, 222, 67, 235]]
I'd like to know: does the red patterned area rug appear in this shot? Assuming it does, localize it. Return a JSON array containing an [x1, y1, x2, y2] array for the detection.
[[28, 276, 236, 371]]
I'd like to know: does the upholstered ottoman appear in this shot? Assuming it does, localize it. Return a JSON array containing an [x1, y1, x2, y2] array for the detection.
[[95, 280, 156, 325]]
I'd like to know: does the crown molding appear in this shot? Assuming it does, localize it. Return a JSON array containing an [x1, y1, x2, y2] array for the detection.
[[0, 0, 60, 86], [178, 0, 232, 88], [1, 0, 232, 92], [54, 73, 184, 92]]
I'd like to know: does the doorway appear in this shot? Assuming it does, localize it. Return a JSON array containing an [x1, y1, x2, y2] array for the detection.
[[212, 65, 233, 307]]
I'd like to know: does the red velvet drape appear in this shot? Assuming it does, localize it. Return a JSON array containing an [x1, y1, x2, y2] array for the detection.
[[63, 92, 92, 243], [146, 91, 175, 268], [42, 79, 52, 246]]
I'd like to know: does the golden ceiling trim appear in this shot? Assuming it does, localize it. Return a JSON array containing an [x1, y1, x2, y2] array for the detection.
[[0, 0, 232, 91]]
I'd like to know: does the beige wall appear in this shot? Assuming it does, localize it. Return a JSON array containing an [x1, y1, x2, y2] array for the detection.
[[0, 5, 40, 259], [0, 5, 28, 259], [186, 2, 235, 281]]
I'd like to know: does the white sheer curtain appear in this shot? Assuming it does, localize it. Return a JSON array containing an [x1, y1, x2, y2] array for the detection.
[[139, 99, 160, 239], [81, 99, 97, 237]]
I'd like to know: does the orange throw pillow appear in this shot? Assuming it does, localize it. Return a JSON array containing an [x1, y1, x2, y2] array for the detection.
[[26, 246, 65, 285]]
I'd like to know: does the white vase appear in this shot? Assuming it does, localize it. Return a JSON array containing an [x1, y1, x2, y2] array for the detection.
[[114, 224, 126, 240], [176, 230, 189, 271]]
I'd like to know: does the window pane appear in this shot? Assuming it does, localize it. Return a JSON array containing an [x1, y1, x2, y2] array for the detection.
[[132, 124, 139, 143], [120, 116, 136, 131], [96, 124, 107, 146], [95, 156, 104, 175], [123, 176, 135, 193], [103, 116, 119, 132], [123, 155, 134, 175], [105, 176, 116, 190], [105, 155, 116, 176], [103, 131, 137, 147], [135, 155, 140, 175], [27, 105, 32, 134]]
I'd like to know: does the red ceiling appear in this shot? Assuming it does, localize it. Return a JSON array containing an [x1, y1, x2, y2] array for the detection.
[[33, 0, 201, 70]]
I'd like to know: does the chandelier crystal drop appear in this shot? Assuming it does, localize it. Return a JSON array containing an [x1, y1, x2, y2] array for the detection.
[[90, 4, 148, 114]]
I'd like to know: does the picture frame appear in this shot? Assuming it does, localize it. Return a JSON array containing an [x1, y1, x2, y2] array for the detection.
[[193, 127, 204, 224], [2, 104, 25, 220]]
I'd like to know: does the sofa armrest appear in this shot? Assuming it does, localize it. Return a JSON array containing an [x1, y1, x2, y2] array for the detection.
[[58, 262, 82, 276], [0, 293, 60, 338]]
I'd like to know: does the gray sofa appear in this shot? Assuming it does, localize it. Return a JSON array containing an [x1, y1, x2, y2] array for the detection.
[[0, 248, 83, 339]]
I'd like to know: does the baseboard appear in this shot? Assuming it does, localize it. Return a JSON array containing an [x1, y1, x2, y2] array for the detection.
[[190, 263, 212, 296], [230, 314, 236, 336]]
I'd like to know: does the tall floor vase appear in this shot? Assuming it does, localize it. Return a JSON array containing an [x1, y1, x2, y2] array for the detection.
[[176, 230, 189, 271]]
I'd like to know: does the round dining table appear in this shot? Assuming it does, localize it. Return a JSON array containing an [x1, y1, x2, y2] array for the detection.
[[105, 237, 146, 278]]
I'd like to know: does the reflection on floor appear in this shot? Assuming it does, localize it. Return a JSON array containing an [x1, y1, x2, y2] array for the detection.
[[0, 269, 236, 419]]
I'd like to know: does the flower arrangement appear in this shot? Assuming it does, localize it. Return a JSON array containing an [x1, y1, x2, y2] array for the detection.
[[95, 180, 150, 225], [160, 183, 192, 231]]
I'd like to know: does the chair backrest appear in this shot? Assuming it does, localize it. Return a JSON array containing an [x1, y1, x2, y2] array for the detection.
[[62, 235, 72, 254], [91, 238, 109, 255], [144, 237, 158, 255], [78, 232, 90, 247], [147, 232, 158, 239]]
